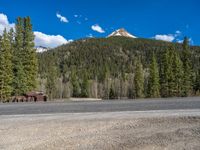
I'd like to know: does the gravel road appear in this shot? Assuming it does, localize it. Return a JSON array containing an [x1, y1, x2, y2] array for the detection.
[[1, 110, 200, 150]]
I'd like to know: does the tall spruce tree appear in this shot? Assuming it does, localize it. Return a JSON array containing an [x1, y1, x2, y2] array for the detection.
[[172, 51, 184, 96], [160, 47, 185, 97], [148, 53, 160, 98], [160, 49, 170, 97], [134, 58, 144, 98], [0, 29, 13, 101], [182, 37, 192, 96], [167, 47, 176, 97], [13, 17, 27, 95], [13, 17, 38, 95], [23, 17, 38, 91]]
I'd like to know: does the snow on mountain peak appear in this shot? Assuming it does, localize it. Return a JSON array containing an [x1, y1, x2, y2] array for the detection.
[[36, 46, 50, 53], [108, 28, 137, 38]]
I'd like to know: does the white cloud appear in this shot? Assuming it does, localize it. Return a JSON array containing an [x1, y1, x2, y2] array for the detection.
[[34, 31, 70, 48], [154, 30, 183, 42], [176, 39, 183, 43], [87, 33, 93, 38], [0, 13, 15, 35], [175, 30, 182, 37], [0, 13, 9, 25], [154, 30, 193, 44], [0, 13, 71, 48], [175, 30, 181, 35], [91, 24, 105, 33], [56, 13, 68, 23], [154, 34, 175, 42]]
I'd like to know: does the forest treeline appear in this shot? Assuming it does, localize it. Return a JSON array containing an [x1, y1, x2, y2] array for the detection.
[[0, 17, 200, 101], [38, 36, 200, 99], [0, 17, 38, 101]]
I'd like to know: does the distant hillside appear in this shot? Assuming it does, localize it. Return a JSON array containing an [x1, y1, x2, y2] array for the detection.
[[37, 37, 200, 99], [38, 37, 200, 77]]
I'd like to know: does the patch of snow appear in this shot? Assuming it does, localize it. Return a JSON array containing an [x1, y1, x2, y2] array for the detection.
[[108, 28, 137, 38], [36, 46, 50, 53]]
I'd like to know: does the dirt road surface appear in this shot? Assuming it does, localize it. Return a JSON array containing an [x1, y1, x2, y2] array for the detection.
[[0, 110, 200, 150]]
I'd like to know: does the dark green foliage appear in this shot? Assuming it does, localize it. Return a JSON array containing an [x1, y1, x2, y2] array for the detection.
[[148, 53, 160, 98], [172, 50, 184, 96], [0, 16, 38, 100], [134, 58, 144, 98], [46, 65, 57, 100], [70, 69, 81, 97], [13, 17, 38, 95], [43, 52, 58, 100], [81, 78, 89, 97], [13, 61, 27, 95], [23, 17, 38, 91], [0, 30, 13, 101], [160, 49, 170, 97], [182, 37, 193, 96], [160, 47, 185, 97], [13, 17, 25, 95], [38, 37, 174, 81]]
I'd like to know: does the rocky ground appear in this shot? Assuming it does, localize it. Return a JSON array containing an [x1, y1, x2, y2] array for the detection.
[[0, 110, 200, 150]]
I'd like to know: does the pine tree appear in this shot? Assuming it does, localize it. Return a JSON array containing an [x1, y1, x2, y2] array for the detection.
[[160, 47, 185, 97], [160, 49, 173, 97], [148, 53, 160, 98], [23, 17, 38, 91], [81, 76, 89, 97], [13, 17, 27, 95], [182, 37, 192, 96], [13, 17, 38, 95], [70, 69, 81, 97], [134, 58, 144, 98], [167, 48, 176, 97], [0, 29, 13, 101], [172, 51, 184, 96], [160, 50, 170, 97], [46, 65, 57, 100]]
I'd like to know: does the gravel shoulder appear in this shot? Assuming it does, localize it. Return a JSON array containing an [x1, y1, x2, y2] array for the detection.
[[0, 110, 200, 150]]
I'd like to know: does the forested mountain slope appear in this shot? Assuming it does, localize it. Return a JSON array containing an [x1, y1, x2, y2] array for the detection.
[[38, 37, 200, 99]]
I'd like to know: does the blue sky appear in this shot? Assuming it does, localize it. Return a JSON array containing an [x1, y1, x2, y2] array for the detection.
[[0, 0, 199, 47]]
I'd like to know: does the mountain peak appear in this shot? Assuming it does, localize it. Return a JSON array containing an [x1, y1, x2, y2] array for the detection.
[[108, 28, 137, 38], [36, 46, 50, 53]]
